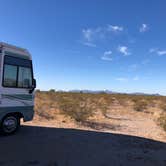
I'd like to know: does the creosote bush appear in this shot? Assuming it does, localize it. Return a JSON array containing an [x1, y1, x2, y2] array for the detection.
[[133, 99, 148, 112], [34, 90, 166, 133], [158, 113, 166, 131], [35, 91, 112, 122], [57, 93, 110, 122], [159, 103, 166, 112]]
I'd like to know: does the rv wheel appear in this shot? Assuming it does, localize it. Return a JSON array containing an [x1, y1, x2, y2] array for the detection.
[[1, 115, 20, 135]]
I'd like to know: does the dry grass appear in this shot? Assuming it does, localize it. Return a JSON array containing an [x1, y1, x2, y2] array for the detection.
[[133, 99, 148, 112], [158, 113, 166, 131], [159, 103, 166, 112], [34, 90, 166, 131]]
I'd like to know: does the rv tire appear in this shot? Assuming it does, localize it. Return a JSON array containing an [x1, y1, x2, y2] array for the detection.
[[1, 114, 20, 135]]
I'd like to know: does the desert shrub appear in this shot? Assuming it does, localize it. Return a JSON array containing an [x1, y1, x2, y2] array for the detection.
[[116, 97, 128, 106], [35, 91, 166, 122], [57, 94, 98, 122], [34, 91, 57, 120], [96, 95, 113, 116], [35, 89, 41, 93], [158, 96, 166, 104], [35, 103, 55, 120], [133, 99, 148, 112], [159, 103, 166, 112], [49, 89, 56, 93], [158, 113, 166, 131], [35, 109, 54, 120], [54, 92, 114, 122]]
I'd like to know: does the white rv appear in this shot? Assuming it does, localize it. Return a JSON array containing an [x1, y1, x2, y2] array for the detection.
[[0, 42, 36, 134]]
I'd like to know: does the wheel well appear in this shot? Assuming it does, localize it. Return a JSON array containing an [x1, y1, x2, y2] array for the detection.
[[3, 112, 24, 119]]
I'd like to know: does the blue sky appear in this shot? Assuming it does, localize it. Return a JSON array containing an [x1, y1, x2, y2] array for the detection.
[[0, 0, 166, 94]]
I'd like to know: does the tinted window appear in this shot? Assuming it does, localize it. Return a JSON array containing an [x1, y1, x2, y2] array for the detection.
[[3, 65, 17, 87], [18, 67, 32, 88], [4, 55, 32, 67], [3, 55, 33, 88]]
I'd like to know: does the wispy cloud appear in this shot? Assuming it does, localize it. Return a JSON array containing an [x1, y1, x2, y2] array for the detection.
[[149, 48, 166, 55], [157, 50, 166, 55], [107, 25, 123, 32], [81, 25, 124, 44], [101, 51, 112, 61], [116, 77, 128, 82], [82, 27, 105, 42], [133, 76, 139, 81], [149, 48, 158, 53], [128, 64, 139, 71], [142, 59, 150, 65], [140, 24, 149, 33], [82, 42, 96, 47], [129, 61, 149, 72], [118, 46, 131, 56], [116, 76, 139, 82], [82, 29, 94, 41]]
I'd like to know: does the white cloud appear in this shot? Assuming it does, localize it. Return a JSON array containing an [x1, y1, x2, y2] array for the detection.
[[82, 29, 94, 41], [101, 56, 112, 61], [149, 48, 158, 53], [118, 46, 131, 56], [83, 42, 96, 47], [81, 25, 124, 43], [157, 50, 166, 56], [104, 51, 112, 55], [82, 27, 103, 42], [101, 51, 112, 61], [116, 76, 139, 82], [140, 24, 148, 33], [133, 76, 139, 81], [107, 25, 123, 32], [116, 77, 128, 82], [149, 48, 166, 56]]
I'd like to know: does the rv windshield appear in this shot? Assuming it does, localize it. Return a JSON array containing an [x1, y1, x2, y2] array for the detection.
[[3, 55, 33, 88], [18, 66, 32, 88]]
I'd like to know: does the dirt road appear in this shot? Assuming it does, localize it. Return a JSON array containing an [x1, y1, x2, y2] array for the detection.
[[104, 110, 166, 142], [0, 108, 166, 166], [0, 124, 166, 166]]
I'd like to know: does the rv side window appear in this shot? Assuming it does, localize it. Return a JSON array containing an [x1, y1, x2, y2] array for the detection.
[[3, 64, 17, 87]]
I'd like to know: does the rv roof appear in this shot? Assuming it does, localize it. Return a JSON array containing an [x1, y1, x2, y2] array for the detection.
[[0, 42, 31, 59], [0, 42, 28, 52]]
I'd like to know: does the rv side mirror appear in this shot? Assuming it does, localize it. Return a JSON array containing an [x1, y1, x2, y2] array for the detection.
[[29, 79, 36, 94], [32, 79, 36, 88]]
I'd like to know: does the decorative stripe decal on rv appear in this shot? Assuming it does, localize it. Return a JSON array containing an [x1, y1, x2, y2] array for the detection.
[[2, 94, 33, 101]]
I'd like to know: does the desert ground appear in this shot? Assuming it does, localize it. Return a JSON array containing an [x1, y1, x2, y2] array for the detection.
[[0, 91, 166, 166]]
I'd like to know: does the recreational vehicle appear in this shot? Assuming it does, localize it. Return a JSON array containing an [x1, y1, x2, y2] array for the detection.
[[0, 42, 36, 134]]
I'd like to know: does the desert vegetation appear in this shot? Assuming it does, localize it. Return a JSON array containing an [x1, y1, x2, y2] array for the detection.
[[35, 90, 166, 132], [158, 113, 166, 131]]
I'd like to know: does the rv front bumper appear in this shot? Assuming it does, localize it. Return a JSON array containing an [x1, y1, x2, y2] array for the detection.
[[23, 107, 34, 122], [0, 106, 34, 122]]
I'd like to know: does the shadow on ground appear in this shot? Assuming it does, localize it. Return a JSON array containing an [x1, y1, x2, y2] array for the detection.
[[0, 125, 166, 166]]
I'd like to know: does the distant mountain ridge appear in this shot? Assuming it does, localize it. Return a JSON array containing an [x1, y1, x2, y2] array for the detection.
[[67, 90, 161, 96]]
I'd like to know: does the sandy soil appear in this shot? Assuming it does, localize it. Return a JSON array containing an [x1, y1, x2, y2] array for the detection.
[[27, 107, 166, 142], [0, 108, 166, 166]]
